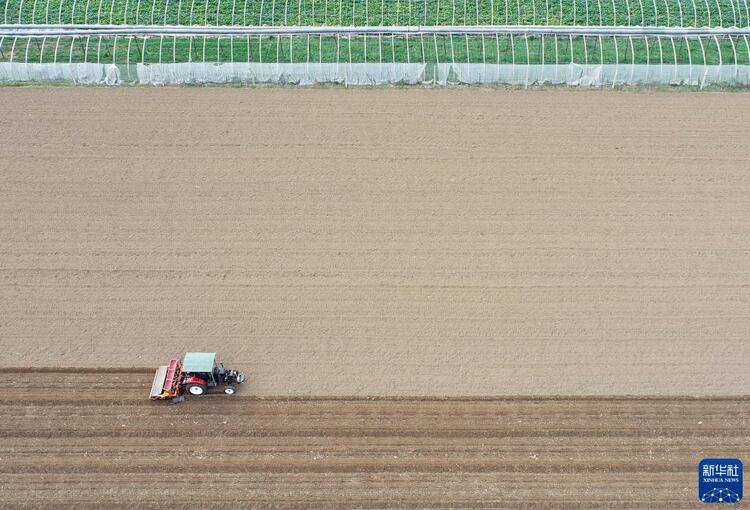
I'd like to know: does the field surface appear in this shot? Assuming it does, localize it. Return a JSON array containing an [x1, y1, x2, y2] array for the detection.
[[0, 370, 748, 509], [1, 88, 750, 396]]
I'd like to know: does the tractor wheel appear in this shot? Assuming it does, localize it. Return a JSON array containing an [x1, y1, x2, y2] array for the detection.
[[224, 386, 236, 395], [186, 383, 207, 396]]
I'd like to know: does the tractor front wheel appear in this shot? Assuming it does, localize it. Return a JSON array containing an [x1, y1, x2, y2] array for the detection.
[[186, 383, 207, 396], [224, 386, 236, 395]]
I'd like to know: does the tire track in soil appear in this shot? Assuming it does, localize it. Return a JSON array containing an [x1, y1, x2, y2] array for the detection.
[[1, 371, 748, 509]]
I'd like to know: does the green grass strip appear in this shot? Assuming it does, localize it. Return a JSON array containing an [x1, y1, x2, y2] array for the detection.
[[2, 33, 748, 64], [3, 0, 749, 28]]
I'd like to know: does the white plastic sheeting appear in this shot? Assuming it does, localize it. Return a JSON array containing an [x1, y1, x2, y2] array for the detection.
[[4, 24, 750, 37], [136, 63, 427, 85], [451, 64, 750, 86], [0, 62, 121, 83], [1, 62, 749, 86]]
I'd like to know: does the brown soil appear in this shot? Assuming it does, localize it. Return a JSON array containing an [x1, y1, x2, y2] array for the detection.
[[0, 370, 746, 509], [1, 89, 749, 395]]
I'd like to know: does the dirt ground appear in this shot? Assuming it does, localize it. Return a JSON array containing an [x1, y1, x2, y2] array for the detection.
[[1, 88, 750, 395], [0, 370, 746, 509]]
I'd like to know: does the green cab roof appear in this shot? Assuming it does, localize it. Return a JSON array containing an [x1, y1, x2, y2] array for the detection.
[[182, 352, 216, 372]]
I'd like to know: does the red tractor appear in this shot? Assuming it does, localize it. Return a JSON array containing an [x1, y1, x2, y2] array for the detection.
[[149, 352, 246, 401]]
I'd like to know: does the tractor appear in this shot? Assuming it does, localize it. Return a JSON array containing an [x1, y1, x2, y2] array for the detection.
[[149, 352, 246, 401]]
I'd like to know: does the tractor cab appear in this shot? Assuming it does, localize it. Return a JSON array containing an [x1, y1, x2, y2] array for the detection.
[[181, 352, 246, 396], [149, 352, 246, 400]]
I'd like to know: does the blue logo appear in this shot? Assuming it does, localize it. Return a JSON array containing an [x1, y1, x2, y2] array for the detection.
[[699, 458, 743, 503]]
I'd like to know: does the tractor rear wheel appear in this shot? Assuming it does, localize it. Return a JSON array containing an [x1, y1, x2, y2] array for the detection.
[[224, 386, 236, 395], [186, 383, 207, 396]]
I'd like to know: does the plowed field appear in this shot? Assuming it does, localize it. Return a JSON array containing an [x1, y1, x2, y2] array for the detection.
[[2, 88, 750, 395], [0, 370, 747, 509], [1, 89, 749, 507]]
